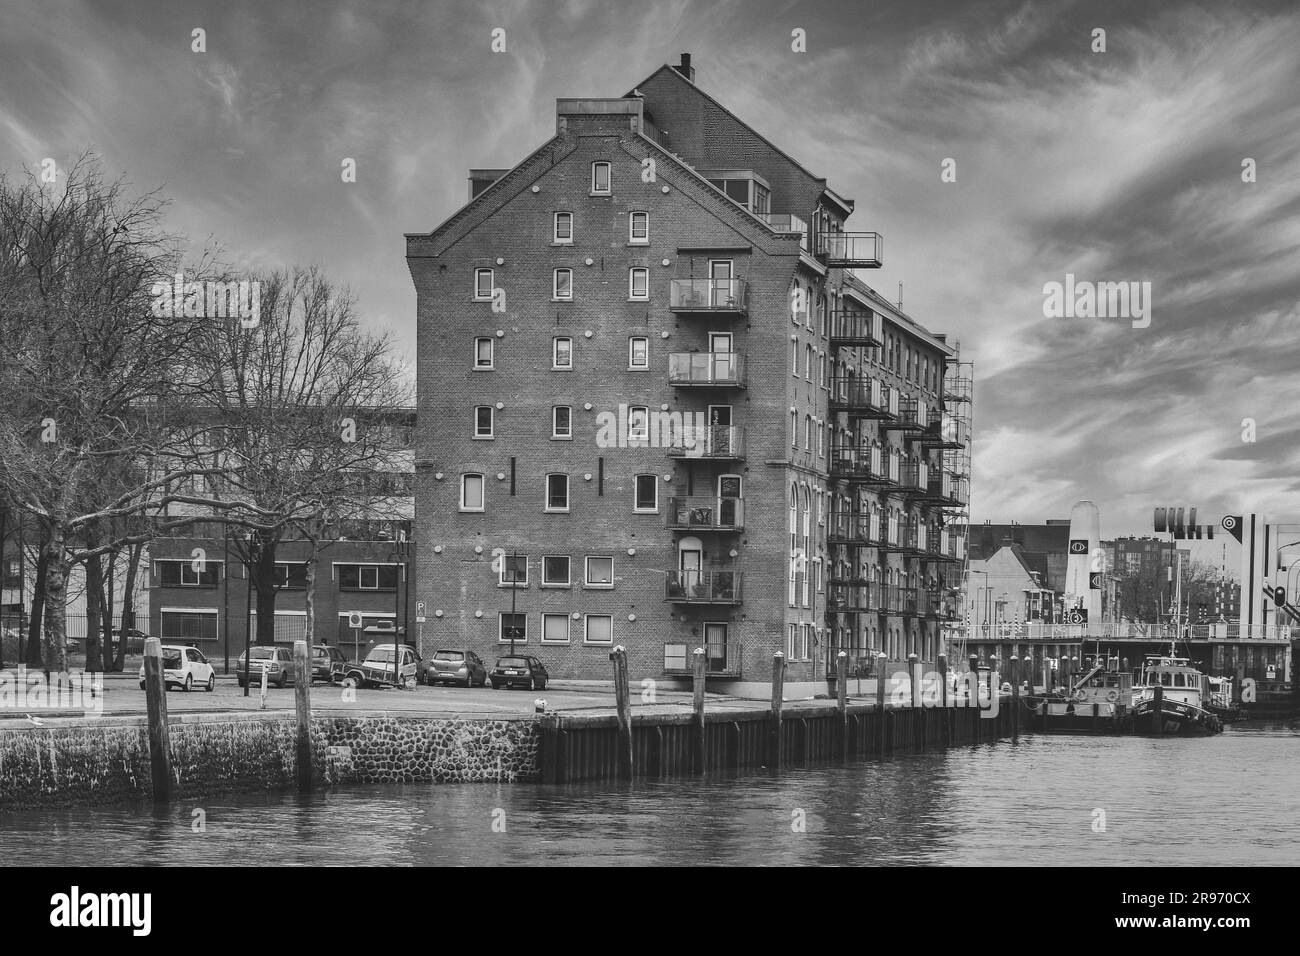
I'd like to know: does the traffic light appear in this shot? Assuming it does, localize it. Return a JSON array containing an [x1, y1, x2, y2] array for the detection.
[[1273, 586, 1286, 607]]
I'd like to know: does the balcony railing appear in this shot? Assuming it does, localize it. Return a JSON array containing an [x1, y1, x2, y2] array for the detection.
[[827, 511, 882, 546], [827, 581, 881, 612], [815, 232, 883, 268], [828, 377, 897, 418], [955, 623, 1291, 642], [663, 642, 743, 677], [669, 278, 749, 314], [898, 462, 930, 497], [927, 471, 969, 507], [664, 569, 743, 604], [828, 445, 899, 485], [828, 310, 883, 348], [882, 395, 928, 432], [759, 213, 809, 250], [666, 496, 745, 531], [919, 408, 967, 450], [663, 424, 746, 460], [668, 352, 747, 388], [943, 376, 973, 404]]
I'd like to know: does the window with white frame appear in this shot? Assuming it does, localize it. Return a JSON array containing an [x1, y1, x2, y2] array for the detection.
[[499, 553, 528, 586], [474, 268, 494, 301], [629, 211, 648, 243], [542, 555, 571, 587], [460, 473, 485, 511], [585, 556, 613, 587], [552, 405, 572, 439], [584, 614, 613, 644], [634, 473, 658, 512], [787, 623, 797, 658], [337, 564, 399, 591], [628, 336, 649, 370], [554, 211, 573, 243], [804, 344, 813, 381], [542, 613, 570, 644], [553, 268, 573, 300], [474, 405, 494, 439], [628, 405, 649, 442], [790, 409, 797, 448], [591, 162, 611, 194], [499, 612, 527, 643], [553, 336, 573, 369], [474, 336, 494, 369], [628, 267, 649, 300], [791, 339, 799, 375], [157, 560, 220, 588], [545, 473, 569, 512]]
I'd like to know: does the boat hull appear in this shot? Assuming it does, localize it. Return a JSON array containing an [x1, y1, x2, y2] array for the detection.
[[1131, 697, 1223, 735]]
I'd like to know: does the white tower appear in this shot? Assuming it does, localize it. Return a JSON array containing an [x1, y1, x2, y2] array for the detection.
[[1065, 499, 1102, 624]]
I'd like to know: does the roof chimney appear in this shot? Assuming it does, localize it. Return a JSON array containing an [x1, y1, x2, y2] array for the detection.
[[673, 52, 695, 82]]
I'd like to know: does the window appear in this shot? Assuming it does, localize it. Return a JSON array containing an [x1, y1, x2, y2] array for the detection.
[[158, 560, 220, 588], [804, 415, 812, 451], [816, 418, 824, 457], [554, 212, 573, 243], [500, 553, 528, 586], [628, 267, 649, 300], [584, 614, 613, 644], [474, 337, 494, 369], [805, 345, 814, 381], [542, 613, 570, 644], [787, 623, 797, 658], [791, 339, 800, 375], [553, 336, 573, 369], [790, 409, 798, 448], [629, 211, 648, 243], [552, 405, 572, 439], [585, 556, 614, 587], [337, 564, 399, 591], [460, 473, 485, 511], [553, 268, 573, 300], [546, 473, 569, 512], [634, 473, 658, 512], [542, 555, 571, 586], [474, 268, 494, 300], [474, 405, 494, 438], [591, 162, 611, 194], [628, 336, 649, 369], [628, 406, 649, 442], [819, 351, 826, 388], [274, 562, 308, 590], [499, 612, 527, 644]]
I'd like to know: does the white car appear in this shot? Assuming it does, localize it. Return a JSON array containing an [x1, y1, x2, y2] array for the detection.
[[138, 645, 216, 692]]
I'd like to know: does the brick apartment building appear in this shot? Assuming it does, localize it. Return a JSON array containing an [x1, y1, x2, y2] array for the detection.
[[406, 55, 971, 695]]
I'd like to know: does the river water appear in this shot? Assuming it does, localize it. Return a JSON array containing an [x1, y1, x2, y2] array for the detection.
[[4, 721, 1297, 866]]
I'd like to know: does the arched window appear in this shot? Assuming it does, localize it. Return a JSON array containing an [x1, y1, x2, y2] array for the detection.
[[801, 485, 812, 558]]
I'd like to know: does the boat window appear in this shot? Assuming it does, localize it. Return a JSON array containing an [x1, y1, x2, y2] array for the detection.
[[1173, 673, 1185, 687], [1160, 673, 1172, 686]]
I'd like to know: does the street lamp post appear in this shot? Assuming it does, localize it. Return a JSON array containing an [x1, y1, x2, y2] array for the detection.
[[391, 538, 409, 688]]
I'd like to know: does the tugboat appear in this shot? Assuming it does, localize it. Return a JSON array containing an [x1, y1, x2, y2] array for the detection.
[[1205, 676, 1245, 722], [1130, 645, 1223, 735]]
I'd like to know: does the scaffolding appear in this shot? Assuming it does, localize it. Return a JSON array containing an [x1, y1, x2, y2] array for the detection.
[[938, 356, 974, 662]]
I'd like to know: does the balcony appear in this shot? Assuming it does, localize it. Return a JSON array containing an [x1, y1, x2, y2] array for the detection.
[[943, 375, 973, 404], [882, 395, 928, 433], [917, 407, 966, 450], [897, 462, 930, 499], [828, 310, 883, 348], [878, 523, 924, 555], [668, 352, 747, 388], [663, 642, 743, 677], [827, 511, 882, 546], [828, 445, 899, 486], [759, 213, 810, 250], [666, 495, 745, 532], [926, 471, 969, 508], [827, 581, 881, 613], [665, 569, 743, 604], [815, 231, 883, 268], [664, 424, 746, 460], [669, 278, 748, 315], [926, 529, 966, 563], [828, 376, 897, 418]]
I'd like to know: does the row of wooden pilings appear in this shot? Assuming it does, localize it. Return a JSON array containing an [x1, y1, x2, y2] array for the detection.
[[540, 648, 1024, 784]]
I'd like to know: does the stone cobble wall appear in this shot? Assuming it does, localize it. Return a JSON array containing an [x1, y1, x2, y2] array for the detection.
[[0, 716, 541, 809]]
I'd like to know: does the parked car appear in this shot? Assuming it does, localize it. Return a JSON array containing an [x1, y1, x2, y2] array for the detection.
[[490, 655, 548, 691], [236, 646, 296, 688], [428, 649, 487, 687], [337, 643, 422, 689], [138, 645, 216, 692], [114, 627, 150, 654], [311, 645, 349, 683]]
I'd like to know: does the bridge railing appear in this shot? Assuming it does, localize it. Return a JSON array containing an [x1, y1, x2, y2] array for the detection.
[[954, 623, 1292, 642]]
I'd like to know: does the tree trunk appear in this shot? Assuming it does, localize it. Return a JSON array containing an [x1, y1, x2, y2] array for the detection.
[[42, 531, 70, 675], [304, 552, 316, 647], [100, 548, 117, 672], [84, 551, 103, 673], [115, 542, 143, 671], [253, 531, 279, 645], [24, 547, 47, 668]]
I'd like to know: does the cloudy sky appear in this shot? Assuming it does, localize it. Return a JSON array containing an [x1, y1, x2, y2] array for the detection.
[[2, 0, 1297, 540]]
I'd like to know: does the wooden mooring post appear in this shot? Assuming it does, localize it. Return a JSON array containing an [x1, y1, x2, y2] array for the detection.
[[1152, 683, 1164, 735], [875, 652, 888, 757], [937, 653, 950, 746], [691, 647, 707, 774], [293, 640, 313, 792], [1010, 655, 1020, 741], [142, 638, 173, 804], [767, 651, 785, 769], [610, 645, 634, 780], [836, 650, 849, 761]]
